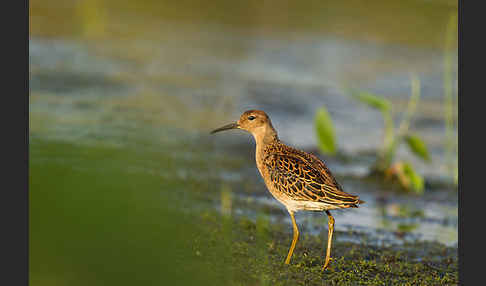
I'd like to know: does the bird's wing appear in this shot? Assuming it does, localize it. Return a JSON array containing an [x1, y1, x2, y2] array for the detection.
[[263, 148, 361, 207]]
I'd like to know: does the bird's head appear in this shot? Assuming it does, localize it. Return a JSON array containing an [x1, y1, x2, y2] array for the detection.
[[211, 110, 278, 143]]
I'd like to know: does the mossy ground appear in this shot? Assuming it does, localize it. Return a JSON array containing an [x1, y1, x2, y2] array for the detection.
[[196, 212, 458, 286]]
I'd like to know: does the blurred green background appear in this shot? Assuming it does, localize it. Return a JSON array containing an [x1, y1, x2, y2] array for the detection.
[[30, 0, 458, 285]]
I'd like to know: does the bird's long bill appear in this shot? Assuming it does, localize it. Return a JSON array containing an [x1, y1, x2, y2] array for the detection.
[[210, 122, 239, 134]]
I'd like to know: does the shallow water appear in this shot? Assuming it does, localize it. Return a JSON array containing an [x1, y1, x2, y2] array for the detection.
[[230, 183, 457, 247]]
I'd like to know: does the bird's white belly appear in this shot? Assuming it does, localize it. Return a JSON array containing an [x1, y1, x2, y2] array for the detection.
[[261, 176, 337, 213], [285, 200, 338, 212]]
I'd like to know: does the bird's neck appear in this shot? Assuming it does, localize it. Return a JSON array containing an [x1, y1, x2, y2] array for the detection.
[[253, 125, 278, 147], [253, 125, 279, 167]]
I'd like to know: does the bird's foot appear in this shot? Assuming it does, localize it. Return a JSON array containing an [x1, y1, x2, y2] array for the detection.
[[321, 257, 333, 272]]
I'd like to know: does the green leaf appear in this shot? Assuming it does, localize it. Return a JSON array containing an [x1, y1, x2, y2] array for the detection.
[[402, 162, 424, 194], [404, 134, 430, 162], [314, 107, 336, 155], [349, 90, 391, 113]]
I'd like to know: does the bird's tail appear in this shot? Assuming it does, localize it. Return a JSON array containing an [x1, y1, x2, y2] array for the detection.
[[348, 199, 365, 208]]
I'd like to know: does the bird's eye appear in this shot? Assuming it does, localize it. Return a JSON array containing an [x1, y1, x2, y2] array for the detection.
[[248, 115, 256, 121]]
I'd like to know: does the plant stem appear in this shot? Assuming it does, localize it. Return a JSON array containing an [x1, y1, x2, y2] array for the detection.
[[397, 74, 420, 137], [377, 75, 420, 172]]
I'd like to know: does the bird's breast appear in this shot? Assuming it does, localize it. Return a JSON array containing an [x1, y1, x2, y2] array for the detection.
[[255, 148, 294, 209]]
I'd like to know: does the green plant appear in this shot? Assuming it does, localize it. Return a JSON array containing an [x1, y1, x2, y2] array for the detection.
[[347, 75, 430, 194], [314, 106, 337, 156]]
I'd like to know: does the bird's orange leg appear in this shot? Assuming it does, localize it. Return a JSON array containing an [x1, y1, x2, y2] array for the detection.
[[285, 211, 299, 264], [322, 210, 335, 271]]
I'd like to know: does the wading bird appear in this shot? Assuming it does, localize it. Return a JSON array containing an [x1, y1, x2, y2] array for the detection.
[[211, 110, 364, 271]]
